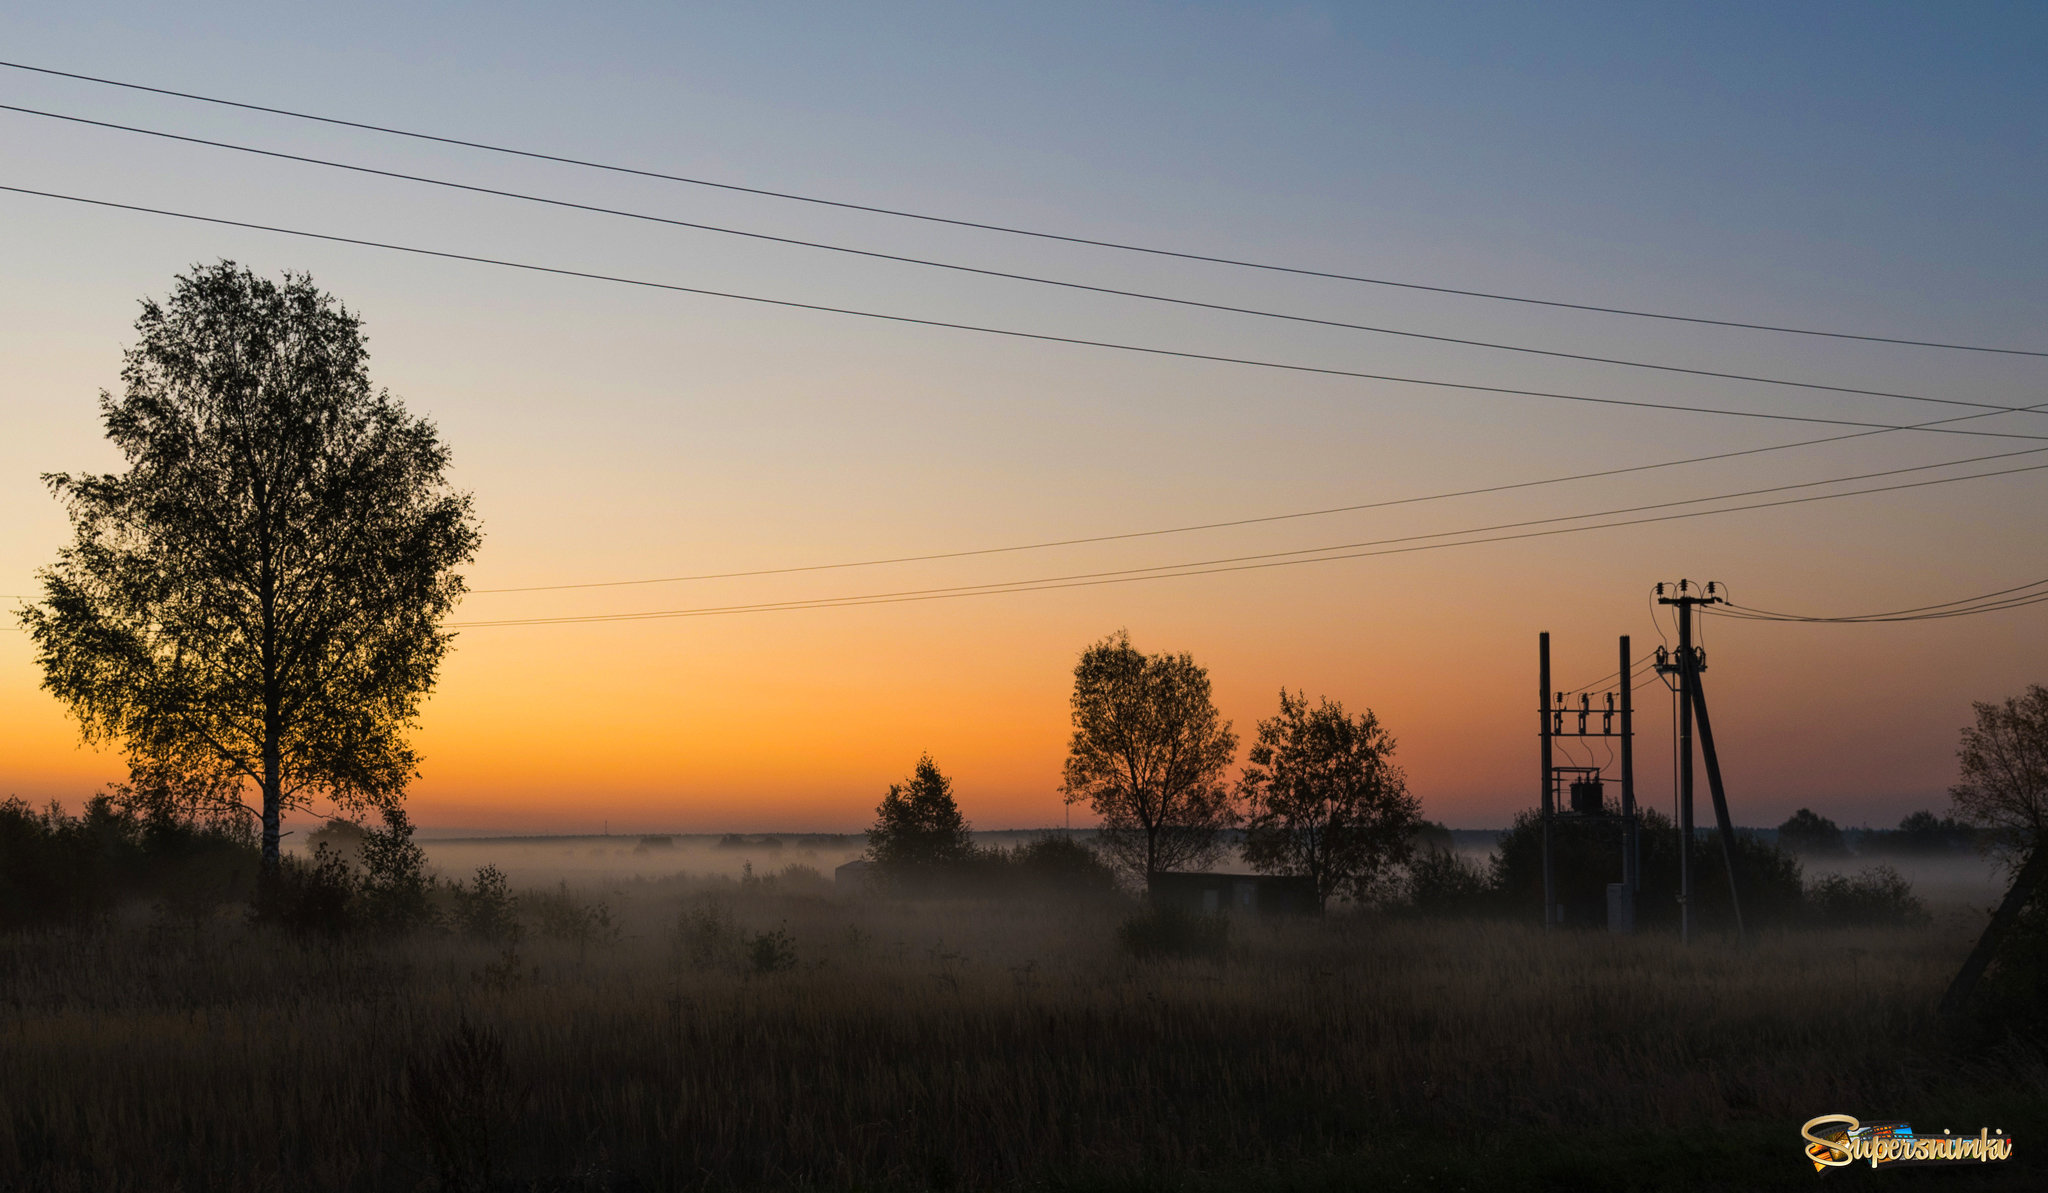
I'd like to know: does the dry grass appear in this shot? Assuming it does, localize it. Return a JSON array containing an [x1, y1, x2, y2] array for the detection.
[[1, 874, 2041, 1192]]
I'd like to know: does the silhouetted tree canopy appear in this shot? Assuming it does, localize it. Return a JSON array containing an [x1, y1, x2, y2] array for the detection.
[[1238, 689, 1421, 908], [21, 262, 481, 874], [867, 754, 973, 874], [1951, 684, 2048, 861], [1061, 630, 1237, 883], [1776, 807, 1846, 856]]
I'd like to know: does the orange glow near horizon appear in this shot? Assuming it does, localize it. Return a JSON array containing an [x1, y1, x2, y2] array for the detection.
[[8, 518, 2039, 835]]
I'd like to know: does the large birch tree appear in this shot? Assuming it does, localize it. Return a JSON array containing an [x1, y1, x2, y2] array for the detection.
[[22, 262, 481, 877]]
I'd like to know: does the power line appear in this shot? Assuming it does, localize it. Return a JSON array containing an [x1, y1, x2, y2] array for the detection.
[[448, 455, 2048, 626], [4, 102, 2031, 417], [472, 399, 2048, 592], [1715, 578, 2048, 624], [11, 184, 2048, 443], [4, 57, 2042, 359]]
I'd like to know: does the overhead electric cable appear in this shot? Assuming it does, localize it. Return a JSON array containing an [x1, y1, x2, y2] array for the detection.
[[467, 400, 2048, 592], [10, 184, 2048, 443], [479, 398, 2043, 591], [1715, 577, 2048, 624], [3, 58, 2042, 358], [486, 446, 2048, 605], [448, 456, 2048, 626], [3, 102, 2028, 415]]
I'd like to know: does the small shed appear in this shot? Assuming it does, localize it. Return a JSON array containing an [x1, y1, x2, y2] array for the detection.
[[1148, 871, 1319, 916], [834, 858, 874, 892]]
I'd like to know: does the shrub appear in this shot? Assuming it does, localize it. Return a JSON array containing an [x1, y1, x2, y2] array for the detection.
[[746, 927, 798, 974], [674, 897, 737, 970], [527, 882, 618, 948], [359, 806, 438, 933], [453, 865, 520, 944], [1117, 904, 1229, 960], [1007, 834, 1120, 895], [1402, 845, 1497, 918], [260, 843, 359, 935], [1806, 865, 1929, 928], [1, 795, 261, 928]]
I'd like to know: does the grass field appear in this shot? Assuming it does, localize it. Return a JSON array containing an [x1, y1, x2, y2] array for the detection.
[[1, 851, 2039, 1192]]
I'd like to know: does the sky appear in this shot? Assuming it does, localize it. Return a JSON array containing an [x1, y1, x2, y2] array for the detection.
[[2, 3, 2045, 832]]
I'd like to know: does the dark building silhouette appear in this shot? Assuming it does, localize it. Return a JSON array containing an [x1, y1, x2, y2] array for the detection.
[[1148, 871, 1319, 916]]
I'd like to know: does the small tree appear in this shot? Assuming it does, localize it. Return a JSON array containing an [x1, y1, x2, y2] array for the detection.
[[1950, 684, 2048, 861], [359, 805, 436, 931], [1776, 808, 1846, 856], [866, 754, 973, 875], [1238, 690, 1422, 909], [1061, 630, 1238, 883], [21, 263, 481, 878]]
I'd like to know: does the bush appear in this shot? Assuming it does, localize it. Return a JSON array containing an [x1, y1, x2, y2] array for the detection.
[[1806, 865, 1929, 928], [259, 843, 360, 935], [674, 896, 737, 969], [453, 865, 520, 944], [1402, 845, 1497, 918], [746, 927, 798, 974], [527, 882, 618, 948], [1118, 904, 1230, 960], [1006, 834, 1120, 895], [359, 806, 438, 933], [0, 795, 258, 928]]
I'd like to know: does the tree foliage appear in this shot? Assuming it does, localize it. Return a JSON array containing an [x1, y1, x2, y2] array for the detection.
[[1237, 689, 1421, 908], [866, 754, 974, 875], [21, 262, 481, 871], [1776, 807, 1846, 856], [1061, 630, 1238, 882], [1950, 683, 2048, 860]]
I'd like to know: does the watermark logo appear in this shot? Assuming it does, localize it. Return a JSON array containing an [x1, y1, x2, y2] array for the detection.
[[1802, 1115, 2013, 1170]]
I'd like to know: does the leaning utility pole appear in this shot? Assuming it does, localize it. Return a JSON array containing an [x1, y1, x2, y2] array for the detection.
[[1656, 579, 1746, 945]]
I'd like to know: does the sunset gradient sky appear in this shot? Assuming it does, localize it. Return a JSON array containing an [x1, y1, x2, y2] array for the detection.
[[3, 3, 2045, 832]]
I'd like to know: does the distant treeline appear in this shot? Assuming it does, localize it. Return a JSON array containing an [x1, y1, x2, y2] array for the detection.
[[1773, 807, 1982, 856]]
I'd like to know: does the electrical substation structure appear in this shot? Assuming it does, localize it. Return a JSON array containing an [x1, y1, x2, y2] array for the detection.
[[1540, 578, 1750, 943], [1537, 631, 1639, 933]]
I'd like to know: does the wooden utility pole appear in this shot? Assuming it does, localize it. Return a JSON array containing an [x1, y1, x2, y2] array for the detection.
[[1540, 632, 1554, 930], [1620, 635, 1638, 901], [1658, 579, 1745, 944]]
